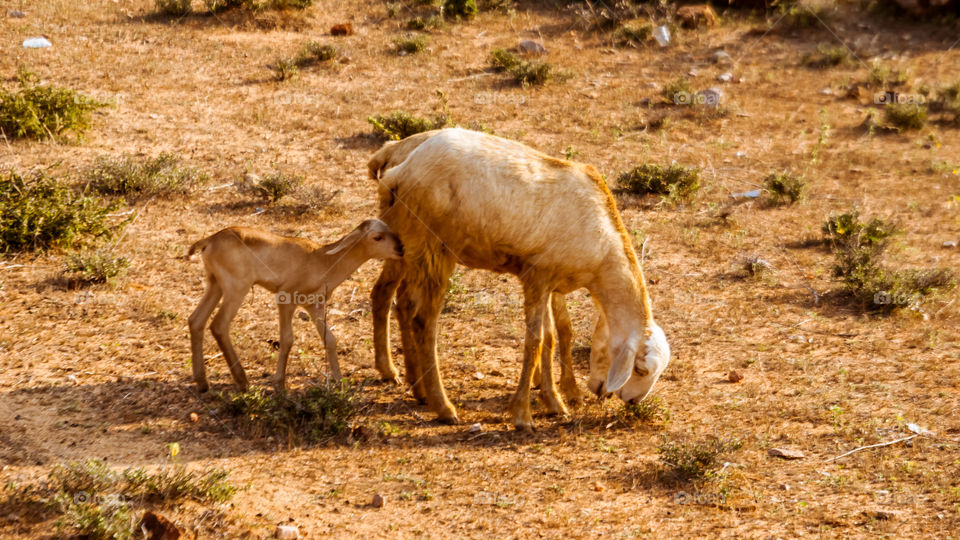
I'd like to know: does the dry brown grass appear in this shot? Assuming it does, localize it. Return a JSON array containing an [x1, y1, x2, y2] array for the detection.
[[2, 0, 960, 537]]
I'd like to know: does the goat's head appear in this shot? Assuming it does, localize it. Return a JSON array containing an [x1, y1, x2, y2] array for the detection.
[[586, 320, 669, 405], [330, 219, 404, 260]]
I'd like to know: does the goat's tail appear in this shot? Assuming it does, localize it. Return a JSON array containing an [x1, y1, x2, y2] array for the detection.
[[186, 236, 210, 259]]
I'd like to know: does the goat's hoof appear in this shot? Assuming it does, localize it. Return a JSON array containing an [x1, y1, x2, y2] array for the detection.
[[513, 420, 535, 433], [195, 382, 210, 393], [437, 413, 460, 425]]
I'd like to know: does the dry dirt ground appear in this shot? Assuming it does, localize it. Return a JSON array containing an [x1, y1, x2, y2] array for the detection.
[[2, 0, 960, 538]]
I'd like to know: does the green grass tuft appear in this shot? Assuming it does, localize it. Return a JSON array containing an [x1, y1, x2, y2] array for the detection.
[[253, 172, 303, 203], [661, 77, 693, 104], [801, 44, 850, 69], [763, 171, 807, 205], [155, 0, 192, 16], [87, 153, 209, 202], [617, 163, 701, 204], [394, 34, 429, 55], [0, 170, 121, 253], [220, 382, 361, 442], [368, 111, 448, 140], [883, 103, 927, 131], [488, 48, 566, 87], [0, 67, 107, 141], [612, 24, 652, 47], [64, 250, 130, 286], [658, 435, 742, 483], [444, 0, 478, 19]]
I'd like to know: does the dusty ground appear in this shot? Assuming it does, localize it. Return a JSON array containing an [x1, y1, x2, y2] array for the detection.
[[2, 0, 960, 537]]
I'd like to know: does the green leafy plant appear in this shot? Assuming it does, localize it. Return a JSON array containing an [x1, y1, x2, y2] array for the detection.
[[394, 34, 429, 55], [883, 103, 927, 131], [488, 48, 566, 87], [612, 24, 652, 47], [220, 382, 361, 442], [658, 435, 742, 483], [0, 170, 121, 253], [763, 171, 807, 205], [87, 153, 209, 202], [0, 67, 107, 141], [444, 0, 478, 19], [617, 163, 701, 204], [367, 111, 448, 140], [661, 76, 693, 105], [253, 172, 303, 203], [64, 250, 130, 286], [867, 59, 909, 88], [271, 42, 340, 80]]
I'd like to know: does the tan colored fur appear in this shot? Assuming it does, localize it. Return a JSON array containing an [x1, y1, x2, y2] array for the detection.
[[186, 220, 402, 392]]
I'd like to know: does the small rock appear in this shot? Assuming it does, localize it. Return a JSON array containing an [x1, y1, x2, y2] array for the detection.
[[372, 493, 385, 508], [518, 40, 547, 55], [188, 412, 199, 423], [473, 371, 485, 380], [780, 483, 790, 491], [768, 447, 805, 460], [712, 50, 732, 65], [22, 37, 51, 48], [67, 374, 79, 384], [8, 10, 26, 18], [727, 370, 743, 383], [687, 68, 698, 77], [138, 511, 181, 540], [330, 23, 353, 36], [646, 82, 660, 90], [717, 72, 733, 83], [275, 524, 299, 539], [467, 423, 482, 433], [942, 241, 956, 248], [696, 87, 723, 107], [593, 481, 605, 492]]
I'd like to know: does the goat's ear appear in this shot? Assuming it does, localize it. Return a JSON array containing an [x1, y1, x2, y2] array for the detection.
[[327, 228, 364, 255], [605, 331, 640, 393]]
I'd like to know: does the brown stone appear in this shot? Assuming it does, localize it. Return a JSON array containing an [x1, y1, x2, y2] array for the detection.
[[138, 511, 181, 540], [727, 370, 743, 383], [330, 23, 353, 36], [768, 447, 805, 460], [372, 493, 385, 508]]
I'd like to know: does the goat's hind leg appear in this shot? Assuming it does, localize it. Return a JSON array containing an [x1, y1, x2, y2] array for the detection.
[[537, 299, 568, 417], [552, 292, 583, 405], [305, 303, 341, 382], [188, 277, 222, 392], [209, 287, 249, 391], [395, 283, 426, 403], [271, 302, 296, 391], [508, 279, 550, 432]]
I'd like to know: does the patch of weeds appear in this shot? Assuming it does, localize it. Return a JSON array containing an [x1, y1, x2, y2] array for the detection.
[[56, 496, 133, 540], [155, 0, 192, 16], [616, 163, 701, 205], [657, 435, 742, 483], [253, 171, 303, 203], [739, 254, 774, 278], [612, 24, 652, 47], [0, 67, 107, 141], [394, 34, 429, 55], [87, 153, 209, 202], [219, 382, 362, 443], [775, 0, 830, 29], [204, 0, 312, 12], [0, 170, 121, 253], [272, 58, 299, 81], [801, 44, 851, 69], [63, 250, 130, 286], [823, 210, 955, 311], [488, 48, 568, 87], [867, 59, 909, 88], [763, 171, 807, 205], [619, 396, 671, 425], [444, 0, 478, 19], [883, 103, 927, 131], [293, 184, 341, 213], [122, 467, 237, 503], [661, 76, 693, 105], [929, 80, 960, 125], [271, 42, 340, 80], [367, 111, 448, 140], [407, 15, 444, 30]]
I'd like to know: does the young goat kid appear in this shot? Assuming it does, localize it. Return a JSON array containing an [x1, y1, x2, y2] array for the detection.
[[187, 219, 403, 392]]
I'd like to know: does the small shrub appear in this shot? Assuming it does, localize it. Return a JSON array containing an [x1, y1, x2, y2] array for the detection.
[[883, 103, 927, 131], [0, 170, 120, 253], [271, 42, 339, 80], [49, 459, 117, 495], [444, 0, 478, 19], [87, 153, 209, 201], [394, 34, 429, 55], [661, 76, 693, 104], [823, 211, 955, 310], [220, 382, 361, 442], [254, 172, 303, 203], [155, 0, 192, 16], [763, 171, 807, 205], [204, 0, 312, 12], [775, 0, 830, 29], [407, 15, 444, 30], [272, 57, 300, 81], [57, 496, 133, 540], [122, 466, 237, 503], [612, 24, 652, 47], [620, 396, 670, 424], [801, 44, 850, 69], [658, 435, 742, 483], [617, 163, 701, 204], [368, 111, 448, 140], [0, 67, 107, 141], [867, 59, 909, 88], [295, 184, 341, 212], [488, 48, 566, 87], [64, 250, 130, 286]]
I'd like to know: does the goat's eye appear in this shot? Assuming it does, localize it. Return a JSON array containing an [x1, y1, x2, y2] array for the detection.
[[372, 235, 383, 241]]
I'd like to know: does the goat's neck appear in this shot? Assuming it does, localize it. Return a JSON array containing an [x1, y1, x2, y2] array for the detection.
[[589, 262, 654, 337], [306, 246, 370, 298]]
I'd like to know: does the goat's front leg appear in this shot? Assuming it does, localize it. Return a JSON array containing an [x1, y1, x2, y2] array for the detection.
[[508, 281, 550, 432], [188, 277, 222, 392], [272, 302, 296, 391], [305, 303, 342, 382], [372, 259, 403, 384], [551, 292, 583, 405]]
